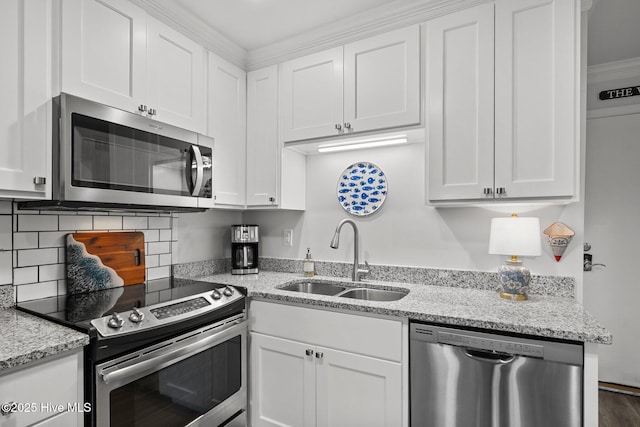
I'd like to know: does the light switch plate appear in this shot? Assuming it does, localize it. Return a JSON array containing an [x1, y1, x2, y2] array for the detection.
[[283, 229, 293, 247]]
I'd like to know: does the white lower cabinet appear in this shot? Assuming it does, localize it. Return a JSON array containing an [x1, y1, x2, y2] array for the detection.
[[249, 301, 406, 427], [0, 349, 83, 427]]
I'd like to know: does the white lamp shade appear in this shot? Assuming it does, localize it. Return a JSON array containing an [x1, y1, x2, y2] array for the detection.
[[489, 217, 542, 257]]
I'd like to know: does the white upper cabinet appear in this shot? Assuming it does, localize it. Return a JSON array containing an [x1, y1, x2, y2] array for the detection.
[[0, 0, 52, 199], [208, 53, 246, 208], [280, 25, 420, 142], [427, 0, 577, 202], [247, 66, 306, 210], [61, 0, 206, 133], [494, 0, 576, 199], [426, 3, 495, 201]]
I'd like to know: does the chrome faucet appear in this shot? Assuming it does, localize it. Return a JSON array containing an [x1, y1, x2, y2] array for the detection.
[[330, 219, 369, 282]]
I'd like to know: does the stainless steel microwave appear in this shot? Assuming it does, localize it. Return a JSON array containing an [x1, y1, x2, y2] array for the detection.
[[23, 93, 214, 212]]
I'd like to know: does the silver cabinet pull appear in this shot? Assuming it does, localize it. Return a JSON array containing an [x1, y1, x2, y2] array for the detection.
[[334, 123, 342, 131], [344, 122, 351, 129], [315, 352, 324, 359], [148, 108, 157, 116], [33, 176, 46, 185], [305, 349, 314, 356], [496, 187, 506, 195], [138, 104, 147, 113], [483, 187, 493, 195], [269, 197, 275, 203]]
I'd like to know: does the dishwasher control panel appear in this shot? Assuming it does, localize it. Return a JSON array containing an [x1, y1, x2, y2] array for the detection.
[[412, 324, 544, 358]]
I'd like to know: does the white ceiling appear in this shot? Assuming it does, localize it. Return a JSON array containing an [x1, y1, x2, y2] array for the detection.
[[170, 0, 640, 66]]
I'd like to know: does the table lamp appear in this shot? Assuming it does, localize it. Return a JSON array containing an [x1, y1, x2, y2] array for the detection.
[[489, 214, 541, 300]]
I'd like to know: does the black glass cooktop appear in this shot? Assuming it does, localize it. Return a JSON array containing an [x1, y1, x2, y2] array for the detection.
[[16, 277, 232, 330]]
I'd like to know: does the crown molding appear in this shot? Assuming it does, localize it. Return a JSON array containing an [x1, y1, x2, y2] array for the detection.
[[246, 0, 491, 70], [130, 0, 248, 69], [588, 57, 640, 84]]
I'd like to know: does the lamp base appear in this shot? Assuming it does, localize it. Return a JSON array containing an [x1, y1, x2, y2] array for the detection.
[[497, 259, 531, 301]]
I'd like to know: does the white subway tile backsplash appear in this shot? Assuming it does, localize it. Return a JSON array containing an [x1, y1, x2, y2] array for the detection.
[[145, 255, 159, 268], [13, 232, 39, 250], [14, 267, 38, 285], [10, 210, 176, 300], [147, 266, 170, 280], [94, 216, 122, 230], [39, 263, 65, 282], [18, 248, 59, 267], [0, 252, 12, 285], [17, 281, 58, 302], [141, 229, 160, 243], [149, 217, 171, 229], [123, 217, 148, 230], [59, 215, 93, 231], [39, 231, 68, 248], [18, 214, 57, 232], [0, 216, 12, 250], [147, 241, 171, 255], [159, 229, 172, 242], [159, 253, 172, 266]]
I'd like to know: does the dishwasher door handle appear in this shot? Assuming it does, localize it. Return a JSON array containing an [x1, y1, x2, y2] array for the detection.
[[463, 348, 516, 364]]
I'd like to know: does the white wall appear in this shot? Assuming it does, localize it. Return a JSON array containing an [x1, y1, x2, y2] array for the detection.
[[174, 209, 242, 263], [245, 142, 584, 292]]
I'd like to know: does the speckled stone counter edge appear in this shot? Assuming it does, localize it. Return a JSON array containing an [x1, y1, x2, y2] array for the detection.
[[174, 257, 575, 298], [0, 285, 14, 308]]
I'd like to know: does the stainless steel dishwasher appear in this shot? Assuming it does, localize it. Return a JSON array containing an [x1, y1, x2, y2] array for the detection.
[[410, 322, 583, 427]]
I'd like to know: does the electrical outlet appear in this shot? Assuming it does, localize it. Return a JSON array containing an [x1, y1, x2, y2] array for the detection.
[[283, 229, 293, 247]]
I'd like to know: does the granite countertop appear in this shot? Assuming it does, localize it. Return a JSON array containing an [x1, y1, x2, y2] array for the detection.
[[0, 308, 89, 373], [195, 271, 612, 344]]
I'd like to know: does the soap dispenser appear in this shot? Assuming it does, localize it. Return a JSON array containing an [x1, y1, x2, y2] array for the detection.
[[303, 248, 315, 277]]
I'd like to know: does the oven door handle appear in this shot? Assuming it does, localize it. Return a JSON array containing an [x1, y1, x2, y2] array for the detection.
[[101, 320, 244, 385]]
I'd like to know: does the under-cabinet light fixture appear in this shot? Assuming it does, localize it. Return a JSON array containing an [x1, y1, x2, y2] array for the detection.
[[317, 134, 408, 153]]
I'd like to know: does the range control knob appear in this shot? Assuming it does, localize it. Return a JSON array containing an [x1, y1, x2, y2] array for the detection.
[[129, 307, 144, 323], [107, 312, 124, 329], [212, 290, 222, 300], [223, 286, 234, 297]]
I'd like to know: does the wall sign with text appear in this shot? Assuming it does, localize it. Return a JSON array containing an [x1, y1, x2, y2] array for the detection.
[[599, 85, 640, 100]]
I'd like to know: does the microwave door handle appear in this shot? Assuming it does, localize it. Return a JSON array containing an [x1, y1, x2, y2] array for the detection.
[[188, 145, 204, 197]]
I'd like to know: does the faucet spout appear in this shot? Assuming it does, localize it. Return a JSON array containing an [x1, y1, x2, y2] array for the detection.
[[329, 219, 369, 281]]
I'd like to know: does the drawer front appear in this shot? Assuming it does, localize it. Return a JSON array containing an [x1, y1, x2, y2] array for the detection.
[[250, 300, 403, 362], [0, 351, 81, 426]]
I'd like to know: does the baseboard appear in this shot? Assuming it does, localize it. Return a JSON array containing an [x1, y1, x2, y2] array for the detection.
[[599, 382, 640, 397]]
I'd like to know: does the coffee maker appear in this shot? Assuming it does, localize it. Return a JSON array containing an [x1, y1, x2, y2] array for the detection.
[[231, 225, 259, 275]]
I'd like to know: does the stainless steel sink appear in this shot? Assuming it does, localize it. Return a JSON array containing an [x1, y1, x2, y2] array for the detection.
[[336, 288, 407, 301], [278, 281, 347, 296]]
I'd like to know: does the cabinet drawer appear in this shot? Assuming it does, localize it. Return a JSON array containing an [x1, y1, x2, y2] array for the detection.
[[0, 350, 82, 426], [250, 300, 403, 362]]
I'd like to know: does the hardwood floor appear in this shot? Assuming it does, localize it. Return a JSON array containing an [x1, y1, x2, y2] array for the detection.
[[599, 389, 640, 427]]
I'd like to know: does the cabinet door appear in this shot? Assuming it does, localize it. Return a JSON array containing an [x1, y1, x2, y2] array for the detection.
[[316, 347, 402, 427], [61, 0, 147, 113], [494, 0, 576, 198], [426, 3, 495, 201], [147, 16, 206, 133], [208, 53, 246, 207], [279, 47, 344, 142], [343, 25, 420, 134], [250, 333, 316, 427], [0, 0, 52, 199], [247, 66, 279, 206]]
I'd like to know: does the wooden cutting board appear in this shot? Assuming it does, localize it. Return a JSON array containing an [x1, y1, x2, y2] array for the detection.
[[66, 231, 145, 294]]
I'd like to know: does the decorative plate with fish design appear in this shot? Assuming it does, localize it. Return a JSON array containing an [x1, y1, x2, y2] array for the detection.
[[336, 162, 387, 216]]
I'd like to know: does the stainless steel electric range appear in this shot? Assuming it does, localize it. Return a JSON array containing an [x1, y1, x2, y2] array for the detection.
[[17, 277, 247, 427]]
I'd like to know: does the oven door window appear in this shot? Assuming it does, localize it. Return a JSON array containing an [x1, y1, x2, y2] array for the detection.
[[72, 113, 198, 197], [109, 335, 241, 427]]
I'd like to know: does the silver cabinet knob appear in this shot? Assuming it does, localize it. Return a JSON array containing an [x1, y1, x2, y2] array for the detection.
[[496, 187, 506, 195], [148, 108, 157, 116], [138, 105, 147, 113], [335, 123, 342, 131], [269, 197, 275, 203], [315, 352, 324, 359], [344, 122, 351, 129], [107, 312, 124, 329], [33, 176, 46, 185], [128, 307, 144, 323], [483, 187, 493, 195], [305, 349, 314, 356]]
